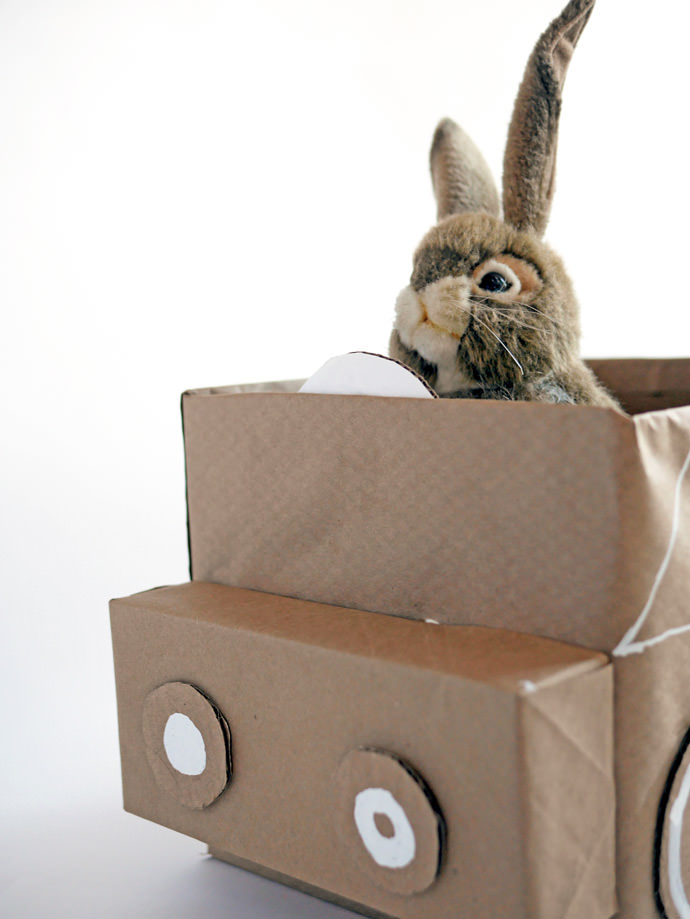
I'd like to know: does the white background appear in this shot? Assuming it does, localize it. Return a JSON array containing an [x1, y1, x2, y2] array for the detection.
[[1, 0, 688, 915]]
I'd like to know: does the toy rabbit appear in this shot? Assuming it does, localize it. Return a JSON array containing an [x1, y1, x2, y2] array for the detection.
[[390, 0, 621, 410]]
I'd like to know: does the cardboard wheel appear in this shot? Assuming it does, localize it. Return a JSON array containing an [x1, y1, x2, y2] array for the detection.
[[333, 747, 445, 895], [655, 727, 690, 918], [142, 681, 232, 809]]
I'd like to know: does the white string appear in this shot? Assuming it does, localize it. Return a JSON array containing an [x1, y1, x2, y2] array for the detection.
[[614, 446, 690, 658]]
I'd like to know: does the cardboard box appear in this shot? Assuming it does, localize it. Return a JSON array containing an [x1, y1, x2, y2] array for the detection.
[[111, 357, 690, 918], [111, 581, 615, 919], [177, 358, 690, 918]]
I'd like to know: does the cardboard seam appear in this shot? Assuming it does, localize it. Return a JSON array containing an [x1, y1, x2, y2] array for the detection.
[[516, 695, 533, 919], [561, 812, 618, 919], [512, 656, 609, 691], [524, 697, 613, 783], [527, 789, 612, 865], [518, 691, 616, 919]]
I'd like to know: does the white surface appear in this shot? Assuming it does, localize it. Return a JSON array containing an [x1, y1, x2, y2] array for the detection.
[[164, 713, 207, 776], [1, 801, 357, 919], [299, 352, 434, 397], [353, 788, 416, 869], [1, 0, 689, 916]]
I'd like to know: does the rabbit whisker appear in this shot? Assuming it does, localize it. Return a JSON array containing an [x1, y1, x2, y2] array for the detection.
[[471, 296, 558, 332], [476, 309, 551, 334], [471, 300, 551, 334], [470, 312, 524, 375], [518, 302, 566, 329]]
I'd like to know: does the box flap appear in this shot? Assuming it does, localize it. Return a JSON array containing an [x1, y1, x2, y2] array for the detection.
[[183, 391, 634, 650], [587, 358, 690, 415]]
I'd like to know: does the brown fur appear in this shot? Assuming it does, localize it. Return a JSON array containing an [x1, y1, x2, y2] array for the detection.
[[431, 119, 500, 222], [503, 0, 595, 235], [389, 0, 621, 412], [390, 214, 618, 408]]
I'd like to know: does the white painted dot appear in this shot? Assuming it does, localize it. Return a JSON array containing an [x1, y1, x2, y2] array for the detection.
[[163, 712, 207, 776], [353, 787, 416, 869]]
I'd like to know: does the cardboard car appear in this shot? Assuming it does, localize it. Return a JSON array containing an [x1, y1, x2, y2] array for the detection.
[[111, 357, 690, 919]]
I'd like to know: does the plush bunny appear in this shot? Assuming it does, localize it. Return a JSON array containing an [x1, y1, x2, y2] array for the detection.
[[390, 0, 621, 410]]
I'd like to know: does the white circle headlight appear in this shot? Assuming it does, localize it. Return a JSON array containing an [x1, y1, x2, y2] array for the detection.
[[142, 681, 231, 809], [353, 787, 416, 869], [163, 712, 207, 776], [333, 747, 444, 895]]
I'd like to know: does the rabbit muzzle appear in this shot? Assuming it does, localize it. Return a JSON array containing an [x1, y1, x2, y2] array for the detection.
[[394, 277, 476, 392]]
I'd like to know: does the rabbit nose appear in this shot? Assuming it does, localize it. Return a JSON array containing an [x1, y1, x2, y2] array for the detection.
[[420, 277, 472, 337]]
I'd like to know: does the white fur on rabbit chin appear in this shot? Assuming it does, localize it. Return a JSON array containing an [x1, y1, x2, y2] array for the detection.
[[299, 352, 436, 398], [394, 284, 475, 395]]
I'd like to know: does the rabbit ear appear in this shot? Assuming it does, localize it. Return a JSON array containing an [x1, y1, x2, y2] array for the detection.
[[502, 0, 595, 236], [430, 118, 500, 221]]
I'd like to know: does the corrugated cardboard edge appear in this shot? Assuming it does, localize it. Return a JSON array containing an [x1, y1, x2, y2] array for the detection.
[[184, 379, 306, 396], [354, 352, 438, 398], [180, 391, 193, 582]]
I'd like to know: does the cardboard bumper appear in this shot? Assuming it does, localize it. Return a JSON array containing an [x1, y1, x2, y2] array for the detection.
[[177, 358, 690, 918], [111, 581, 615, 919]]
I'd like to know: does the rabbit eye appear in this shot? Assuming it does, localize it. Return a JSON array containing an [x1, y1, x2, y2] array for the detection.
[[471, 256, 540, 301], [478, 271, 511, 293]]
